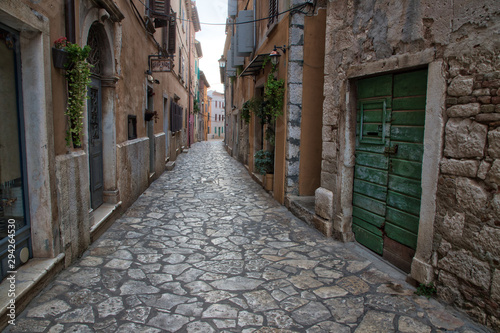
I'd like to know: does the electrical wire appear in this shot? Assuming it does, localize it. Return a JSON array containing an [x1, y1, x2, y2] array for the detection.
[[134, 0, 312, 26]]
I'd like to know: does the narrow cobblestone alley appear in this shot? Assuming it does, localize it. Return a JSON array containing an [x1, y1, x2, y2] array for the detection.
[[4, 141, 492, 333]]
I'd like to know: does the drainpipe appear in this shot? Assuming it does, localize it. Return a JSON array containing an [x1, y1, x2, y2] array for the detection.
[[65, 0, 76, 43], [188, 8, 192, 148]]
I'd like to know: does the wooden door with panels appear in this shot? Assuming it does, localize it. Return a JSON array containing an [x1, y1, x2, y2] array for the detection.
[[353, 69, 427, 272]]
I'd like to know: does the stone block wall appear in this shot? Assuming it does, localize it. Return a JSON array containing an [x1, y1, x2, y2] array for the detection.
[[435, 68, 500, 328], [237, 119, 249, 166], [319, 0, 500, 329], [284, 11, 305, 196]]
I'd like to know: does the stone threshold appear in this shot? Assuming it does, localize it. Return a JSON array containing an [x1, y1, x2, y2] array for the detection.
[[0, 254, 65, 331], [90, 201, 122, 242], [287, 195, 316, 227]]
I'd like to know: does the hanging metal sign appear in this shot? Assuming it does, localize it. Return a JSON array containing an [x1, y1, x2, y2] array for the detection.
[[151, 58, 172, 72]]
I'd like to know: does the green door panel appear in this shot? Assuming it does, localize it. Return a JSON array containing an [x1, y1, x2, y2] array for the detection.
[[391, 111, 425, 126], [355, 151, 389, 169], [353, 217, 383, 237], [392, 96, 427, 111], [357, 99, 393, 112], [355, 165, 388, 185], [355, 141, 388, 154], [352, 193, 386, 216], [390, 126, 425, 143], [388, 174, 422, 198], [352, 224, 384, 254], [353, 206, 385, 228], [386, 207, 419, 234], [386, 190, 421, 216], [357, 74, 393, 99], [354, 179, 388, 201], [393, 70, 428, 97], [357, 109, 384, 122], [385, 222, 418, 249], [389, 159, 422, 179], [390, 143, 424, 162]]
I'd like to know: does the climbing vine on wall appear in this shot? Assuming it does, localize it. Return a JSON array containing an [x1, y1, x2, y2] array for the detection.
[[65, 42, 92, 147]]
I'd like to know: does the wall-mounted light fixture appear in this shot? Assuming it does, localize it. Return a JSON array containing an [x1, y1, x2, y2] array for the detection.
[[269, 45, 287, 66], [218, 56, 226, 68]]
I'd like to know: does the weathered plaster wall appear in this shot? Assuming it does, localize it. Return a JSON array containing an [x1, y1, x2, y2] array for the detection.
[[55, 152, 90, 266], [297, 8, 326, 196], [321, 0, 500, 328]]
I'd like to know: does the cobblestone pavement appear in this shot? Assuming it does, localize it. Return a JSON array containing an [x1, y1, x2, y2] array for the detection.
[[5, 141, 492, 333]]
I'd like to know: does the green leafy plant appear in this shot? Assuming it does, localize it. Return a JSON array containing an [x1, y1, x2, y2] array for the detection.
[[265, 124, 275, 146], [194, 99, 200, 114], [247, 56, 285, 125], [254, 150, 274, 175], [241, 100, 251, 123], [242, 97, 265, 123], [64, 42, 92, 147], [264, 69, 285, 120], [415, 283, 437, 298]]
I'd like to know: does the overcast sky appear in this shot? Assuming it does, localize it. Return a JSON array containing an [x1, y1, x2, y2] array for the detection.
[[195, 1, 227, 93]]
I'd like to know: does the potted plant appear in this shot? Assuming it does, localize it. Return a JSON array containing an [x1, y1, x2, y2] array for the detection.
[[254, 150, 274, 191], [145, 110, 159, 122], [193, 99, 200, 114], [52, 37, 69, 69], [65, 42, 92, 147]]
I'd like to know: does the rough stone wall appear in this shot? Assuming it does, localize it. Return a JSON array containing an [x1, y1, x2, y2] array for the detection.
[[322, 0, 500, 328], [436, 67, 500, 329], [237, 118, 249, 166], [285, 8, 305, 196]]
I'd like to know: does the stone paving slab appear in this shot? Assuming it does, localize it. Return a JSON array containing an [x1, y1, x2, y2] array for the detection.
[[3, 141, 493, 333]]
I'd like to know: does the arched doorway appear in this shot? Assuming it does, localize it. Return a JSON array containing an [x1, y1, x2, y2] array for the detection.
[[86, 24, 105, 210]]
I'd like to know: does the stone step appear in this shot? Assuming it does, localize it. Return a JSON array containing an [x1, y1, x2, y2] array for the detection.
[[0, 254, 65, 331], [166, 161, 176, 171]]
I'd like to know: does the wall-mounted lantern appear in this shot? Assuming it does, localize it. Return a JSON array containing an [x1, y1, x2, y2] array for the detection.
[[218, 56, 226, 69], [270, 45, 287, 66]]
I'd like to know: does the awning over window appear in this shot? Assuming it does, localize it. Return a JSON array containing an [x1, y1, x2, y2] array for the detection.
[[239, 54, 268, 77]]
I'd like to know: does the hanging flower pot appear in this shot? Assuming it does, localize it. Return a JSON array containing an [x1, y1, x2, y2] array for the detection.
[[145, 110, 159, 122], [52, 47, 69, 69]]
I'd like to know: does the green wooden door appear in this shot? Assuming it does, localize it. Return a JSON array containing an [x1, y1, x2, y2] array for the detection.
[[353, 70, 427, 272]]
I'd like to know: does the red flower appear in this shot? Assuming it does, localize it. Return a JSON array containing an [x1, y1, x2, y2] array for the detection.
[[54, 37, 68, 49]]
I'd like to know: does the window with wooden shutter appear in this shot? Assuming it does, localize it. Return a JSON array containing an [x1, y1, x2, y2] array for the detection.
[[168, 13, 176, 55], [170, 100, 182, 133], [268, 0, 278, 27], [170, 100, 184, 133], [170, 99, 175, 132], [150, 0, 170, 18]]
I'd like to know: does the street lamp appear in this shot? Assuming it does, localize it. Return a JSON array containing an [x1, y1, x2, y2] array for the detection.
[[218, 56, 226, 68], [269, 45, 286, 66]]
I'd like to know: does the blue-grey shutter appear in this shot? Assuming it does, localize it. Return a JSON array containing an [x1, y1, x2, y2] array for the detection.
[[236, 10, 253, 57], [228, 0, 237, 17], [231, 36, 244, 67], [226, 49, 236, 77]]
